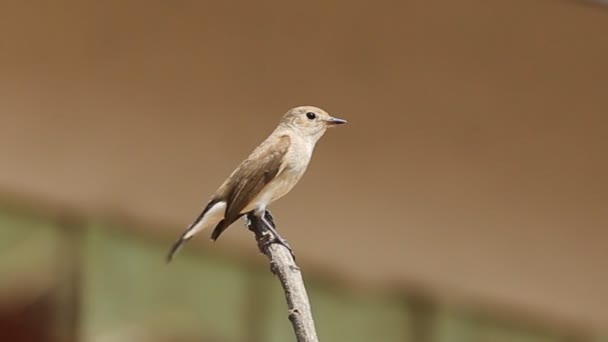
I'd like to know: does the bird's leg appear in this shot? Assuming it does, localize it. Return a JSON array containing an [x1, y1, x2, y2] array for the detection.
[[263, 210, 276, 229], [246, 210, 295, 260], [261, 212, 294, 253]]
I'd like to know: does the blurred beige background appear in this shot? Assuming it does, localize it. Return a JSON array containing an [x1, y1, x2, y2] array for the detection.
[[0, 0, 607, 338]]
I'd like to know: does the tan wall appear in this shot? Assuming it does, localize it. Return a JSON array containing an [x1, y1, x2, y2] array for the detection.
[[1, 0, 607, 332]]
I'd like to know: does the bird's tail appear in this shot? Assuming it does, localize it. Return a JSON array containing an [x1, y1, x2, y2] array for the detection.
[[166, 199, 225, 263], [166, 234, 190, 263]]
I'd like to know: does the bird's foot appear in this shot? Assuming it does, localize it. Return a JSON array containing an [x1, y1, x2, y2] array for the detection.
[[245, 210, 296, 260], [263, 210, 276, 229], [261, 213, 296, 260], [261, 231, 296, 261]]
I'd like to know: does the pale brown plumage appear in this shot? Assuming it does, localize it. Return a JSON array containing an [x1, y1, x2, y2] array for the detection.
[[211, 135, 291, 240], [167, 106, 346, 262]]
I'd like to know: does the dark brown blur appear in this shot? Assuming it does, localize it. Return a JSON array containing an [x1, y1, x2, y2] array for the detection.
[[1, 1, 607, 341]]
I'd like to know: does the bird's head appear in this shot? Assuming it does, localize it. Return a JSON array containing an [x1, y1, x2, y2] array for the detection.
[[280, 105, 347, 140]]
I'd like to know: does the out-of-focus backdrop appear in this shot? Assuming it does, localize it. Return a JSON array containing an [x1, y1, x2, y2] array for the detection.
[[1, 1, 607, 341]]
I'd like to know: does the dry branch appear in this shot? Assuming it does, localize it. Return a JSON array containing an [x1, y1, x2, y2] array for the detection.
[[246, 211, 320, 342]]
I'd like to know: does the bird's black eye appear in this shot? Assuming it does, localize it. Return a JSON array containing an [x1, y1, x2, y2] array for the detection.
[[306, 112, 316, 120]]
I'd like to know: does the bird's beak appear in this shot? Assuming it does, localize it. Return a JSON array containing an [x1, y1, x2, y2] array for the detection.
[[326, 117, 347, 126]]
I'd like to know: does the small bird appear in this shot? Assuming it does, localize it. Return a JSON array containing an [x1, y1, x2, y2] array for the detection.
[[167, 106, 346, 262]]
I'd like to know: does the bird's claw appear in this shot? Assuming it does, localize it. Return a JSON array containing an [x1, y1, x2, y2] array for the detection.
[[262, 233, 296, 261], [245, 210, 296, 260]]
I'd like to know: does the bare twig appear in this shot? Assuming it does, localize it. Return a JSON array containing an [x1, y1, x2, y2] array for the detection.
[[246, 211, 320, 342]]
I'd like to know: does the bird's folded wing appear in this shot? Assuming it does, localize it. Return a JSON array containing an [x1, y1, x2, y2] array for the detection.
[[220, 134, 291, 224]]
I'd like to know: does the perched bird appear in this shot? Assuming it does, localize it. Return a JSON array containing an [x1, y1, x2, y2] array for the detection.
[[167, 106, 346, 262]]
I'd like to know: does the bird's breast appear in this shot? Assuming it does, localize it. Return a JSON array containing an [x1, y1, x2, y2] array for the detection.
[[269, 160, 308, 201], [242, 169, 304, 213]]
